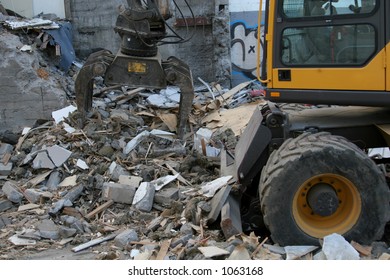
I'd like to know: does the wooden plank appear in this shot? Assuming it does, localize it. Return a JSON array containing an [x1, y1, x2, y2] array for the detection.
[[351, 241, 372, 257], [156, 239, 171, 260], [85, 200, 114, 220]]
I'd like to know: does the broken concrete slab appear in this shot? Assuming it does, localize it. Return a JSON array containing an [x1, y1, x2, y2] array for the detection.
[[118, 175, 142, 187], [58, 175, 78, 187], [49, 185, 84, 216], [46, 170, 63, 190], [322, 233, 360, 260], [47, 145, 72, 167], [2, 181, 23, 204], [0, 216, 11, 229], [108, 162, 130, 181], [59, 226, 77, 238], [102, 182, 136, 205], [0, 162, 13, 176], [132, 182, 155, 212], [154, 187, 179, 207], [37, 219, 60, 240], [24, 189, 44, 204], [32, 151, 56, 169], [114, 229, 139, 249], [220, 195, 242, 239], [0, 199, 13, 212], [207, 184, 232, 224]]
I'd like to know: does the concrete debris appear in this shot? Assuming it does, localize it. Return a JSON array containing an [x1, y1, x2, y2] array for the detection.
[[322, 233, 360, 260], [0, 21, 388, 261], [102, 183, 136, 205], [2, 181, 23, 204]]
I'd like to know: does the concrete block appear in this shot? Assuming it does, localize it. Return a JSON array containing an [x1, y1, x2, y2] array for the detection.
[[132, 182, 155, 212], [114, 229, 139, 249], [154, 187, 179, 206], [59, 225, 77, 238], [24, 189, 43, 204], [0, 200, 13, 212], [118, 175, 142, 187], [102, 182, 136, 204], [0, 143, 13, 156], [33, 151, 55, 169], [0, 162, 13, 176], [47, 145, 72, 167], [2, 181, 23, 204], [220, 195, 242, 239], [46, 170, 62, 190], [0, 216, 11, 229], [37, 219, 60, 240]]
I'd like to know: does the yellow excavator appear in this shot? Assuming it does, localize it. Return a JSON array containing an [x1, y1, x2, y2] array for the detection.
[[231, 0, 390, 245], [75, 0, 389, 246]]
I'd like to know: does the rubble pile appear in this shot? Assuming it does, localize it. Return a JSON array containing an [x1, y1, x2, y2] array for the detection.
[[0, 8, 389, 261]]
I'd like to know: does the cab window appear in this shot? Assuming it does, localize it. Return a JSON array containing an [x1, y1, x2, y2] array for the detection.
[[281, 24, 376, 65], [283, 0, 376, 18]]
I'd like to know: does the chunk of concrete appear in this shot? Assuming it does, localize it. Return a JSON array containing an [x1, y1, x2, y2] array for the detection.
[[59, 225, 77, 238], [47, 145, 72, 167], [0, 162, 12, 176], [132, 182, 155, 212], [0, 199, 13, 212], [102, 182, 136, 204], [0, 216, 11, 229], [118, 175, 142, 187], [114, 229, 139, 249], [37, 219, 60, 240], [154, 187, 179, 206], [2, 181, 23, 204], [33, 151, 55, 169], [46, 170, 62, 190], [220, 195, 242, 239], [108, 162, 130, 181], [24, 189, 44, 204], [322, 233, 360, 260], [0, 143, 13, 156]]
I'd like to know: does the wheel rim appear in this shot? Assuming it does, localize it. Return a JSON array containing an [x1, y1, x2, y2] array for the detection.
[[292, 173, 362, 238]]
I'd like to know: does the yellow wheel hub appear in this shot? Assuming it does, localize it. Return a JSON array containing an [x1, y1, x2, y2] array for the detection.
[[292, 173, 362, 238]]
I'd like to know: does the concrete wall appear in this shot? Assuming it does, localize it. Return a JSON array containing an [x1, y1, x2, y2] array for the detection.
[[1, 0, 65, 18], [67, 0, 127, 58], [68, 0, 231, 87]]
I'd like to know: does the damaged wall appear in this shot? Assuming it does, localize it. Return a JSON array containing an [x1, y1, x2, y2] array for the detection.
[[67, 0, 231, 87], [1, 0, 65, 18], [0, 31, 67, 133], [67, 0, 126, 58]]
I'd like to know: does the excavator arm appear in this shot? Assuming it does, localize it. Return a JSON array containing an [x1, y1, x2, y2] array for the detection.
[[75, 0, 194, 139]]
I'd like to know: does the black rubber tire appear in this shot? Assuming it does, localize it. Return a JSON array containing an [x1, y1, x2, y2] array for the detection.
[[259, 132, 390, 246]]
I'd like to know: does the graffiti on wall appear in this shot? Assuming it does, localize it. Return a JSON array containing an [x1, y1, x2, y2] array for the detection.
[[230, 20, 264, 83]]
